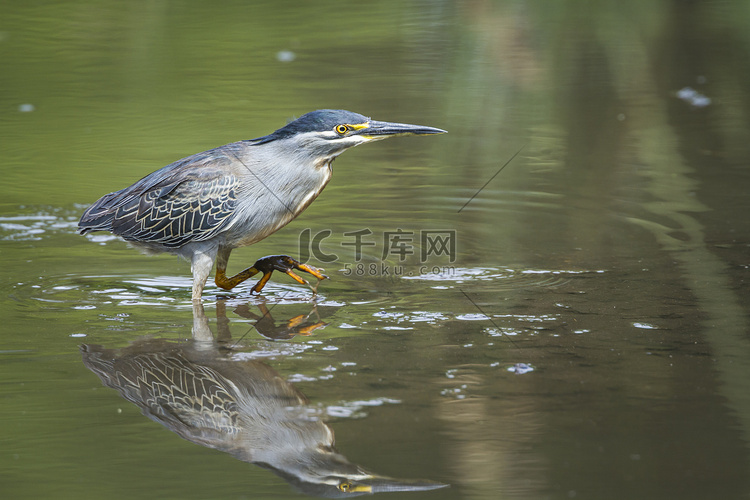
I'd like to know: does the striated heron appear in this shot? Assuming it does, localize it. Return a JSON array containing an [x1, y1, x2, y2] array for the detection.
[[78, 110, 445, 300]]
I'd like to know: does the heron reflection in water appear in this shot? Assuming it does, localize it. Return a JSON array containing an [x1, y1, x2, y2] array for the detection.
[[81, 302, 447, 497]]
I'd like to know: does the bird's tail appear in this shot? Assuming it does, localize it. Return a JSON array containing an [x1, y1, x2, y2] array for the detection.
[[77, 191, 121, 234]]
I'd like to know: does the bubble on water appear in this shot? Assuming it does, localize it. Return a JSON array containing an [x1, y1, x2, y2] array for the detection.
[[286, 373, 317, 384], [409, 311, 449, 323], [507, 363, 534, 374], [287, 373, 317, 383], [373, 311, 404, 320], [691, 95, 711, 107], [374, 310, 448, 327], [485, 326, 524, 337], [316, 300, 346, 307], [456, 313, 490, 321], [353, 397, 400, 407], [677, 87, 697, 100], [325, 397, 400, 419], [2, 223, 30, 231], [327, 406, 358, 418], [676, 86, 711, 107], [276, 50, 296, 62], [238, 344, 316, 361]]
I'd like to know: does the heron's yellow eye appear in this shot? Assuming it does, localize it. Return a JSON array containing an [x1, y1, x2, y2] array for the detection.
[[335, 124, 349, 135], [339, 482, 352, 492]]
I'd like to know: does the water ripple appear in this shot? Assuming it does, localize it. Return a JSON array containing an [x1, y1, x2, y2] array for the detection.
[[0, 209, 79, 241], [9, 273, 330, 310], [403, 266, 605, 290]]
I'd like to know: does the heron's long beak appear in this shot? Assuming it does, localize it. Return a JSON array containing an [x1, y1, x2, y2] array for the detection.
[[353, 476, 449, 494], [355, 120, 447, 139]]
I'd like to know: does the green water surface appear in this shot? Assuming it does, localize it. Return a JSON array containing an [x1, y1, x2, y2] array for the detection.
[[2, 2, 750, 499]]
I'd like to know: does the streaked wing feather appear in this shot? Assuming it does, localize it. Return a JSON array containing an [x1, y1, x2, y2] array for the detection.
[[110, 175, 238, 247], [79, 145, 247, 248], [87, 350, 242, 437]]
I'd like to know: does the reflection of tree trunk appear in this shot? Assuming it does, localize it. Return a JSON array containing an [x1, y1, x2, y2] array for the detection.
[[438, 390, 545, 499], [440, 2, 750, 497], [631, 3, 750, 454]]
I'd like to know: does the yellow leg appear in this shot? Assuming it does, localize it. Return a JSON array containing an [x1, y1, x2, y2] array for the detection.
[[215, 253, 329, 295], [215, 266, 261, 290], [250, 271, 274, 293]]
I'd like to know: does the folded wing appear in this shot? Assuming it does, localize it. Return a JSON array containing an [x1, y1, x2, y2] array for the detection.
[[79, 146, 243, 248]]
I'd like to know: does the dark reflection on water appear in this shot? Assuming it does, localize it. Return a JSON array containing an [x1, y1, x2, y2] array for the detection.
[[231, 302, 328, 340], [81, 302, 447, 498]]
